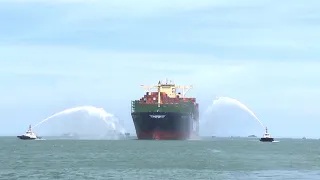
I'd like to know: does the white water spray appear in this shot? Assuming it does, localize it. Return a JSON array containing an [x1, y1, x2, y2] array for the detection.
[[206, 96, 264, 128], [33, 106, 126, 134]]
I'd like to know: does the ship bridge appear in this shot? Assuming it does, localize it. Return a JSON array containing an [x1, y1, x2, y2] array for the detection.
[[140, 79, 193, 107], [141, 79, 192, 98]]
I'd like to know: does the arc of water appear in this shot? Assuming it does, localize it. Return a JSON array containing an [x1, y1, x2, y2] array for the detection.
[[205, 96, 264, 128], [33, 106, 126, 134]]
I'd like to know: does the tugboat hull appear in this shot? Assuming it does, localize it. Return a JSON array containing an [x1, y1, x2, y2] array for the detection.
[[259, 137, 274, 142], [17, 136, 37, 140]]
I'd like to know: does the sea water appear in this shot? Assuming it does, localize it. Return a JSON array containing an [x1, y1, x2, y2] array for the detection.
[[0, 137, 319, 180]]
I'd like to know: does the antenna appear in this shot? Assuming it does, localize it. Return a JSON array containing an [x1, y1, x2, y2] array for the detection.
[[265, 127, 268, 133]]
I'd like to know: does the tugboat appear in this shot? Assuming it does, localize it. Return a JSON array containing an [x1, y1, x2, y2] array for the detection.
[[259, 127, 274, 142], [17, 125, 40, 140], [124, 132, 130, 139]]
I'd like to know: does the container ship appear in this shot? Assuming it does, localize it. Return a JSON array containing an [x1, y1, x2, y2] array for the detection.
[[131, 80, 199, 140]]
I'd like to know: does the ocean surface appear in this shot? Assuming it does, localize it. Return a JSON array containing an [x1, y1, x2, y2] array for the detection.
[[1, 137, 320, 180]]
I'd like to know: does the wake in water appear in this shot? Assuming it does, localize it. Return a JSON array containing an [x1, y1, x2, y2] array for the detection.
[[188, 136, 202, 141], [35, 138, 45, 141], [33, 106, 126, 138], [205, 96, 264, 128]]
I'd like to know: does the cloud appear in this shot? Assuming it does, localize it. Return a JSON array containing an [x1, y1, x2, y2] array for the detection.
[[0, 0, 232, 21], [0, 41, 318, 113], [1, 0, 320, 58], [1, 44, 319, 109]]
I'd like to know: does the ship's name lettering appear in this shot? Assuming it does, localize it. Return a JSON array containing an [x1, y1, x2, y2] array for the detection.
[[149, 115, 166, 118]]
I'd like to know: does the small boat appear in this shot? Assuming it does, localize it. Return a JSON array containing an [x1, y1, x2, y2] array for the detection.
[[61, 133, 77, 137], [259, 127, 274, 142], [17, 125, 40, 140]]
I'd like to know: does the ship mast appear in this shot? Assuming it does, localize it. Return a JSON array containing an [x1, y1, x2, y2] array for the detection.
[[265, 127, 268, 133], [157, 81, 161, 107]]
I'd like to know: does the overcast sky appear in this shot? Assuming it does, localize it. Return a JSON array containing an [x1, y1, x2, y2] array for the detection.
[[1, 0, 319, 138]]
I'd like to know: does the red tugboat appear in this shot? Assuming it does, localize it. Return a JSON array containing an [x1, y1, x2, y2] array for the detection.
[[131, 79, 199, 140]]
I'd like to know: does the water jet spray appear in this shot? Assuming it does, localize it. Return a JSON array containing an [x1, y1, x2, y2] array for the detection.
[[33, 106, 126, 135], [205, 96, 264, 128]]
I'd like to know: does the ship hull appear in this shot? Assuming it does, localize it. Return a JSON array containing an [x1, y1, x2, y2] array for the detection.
[[132, 112, 198, 140], [259, 137, 274, 142], [17, 135, 37, 140]]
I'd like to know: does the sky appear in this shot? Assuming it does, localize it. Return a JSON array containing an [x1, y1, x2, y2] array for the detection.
[[0, 0, 320, 138]]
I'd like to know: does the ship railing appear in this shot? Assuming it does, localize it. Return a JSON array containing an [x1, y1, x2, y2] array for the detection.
[[136, 101, 194, 105]]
